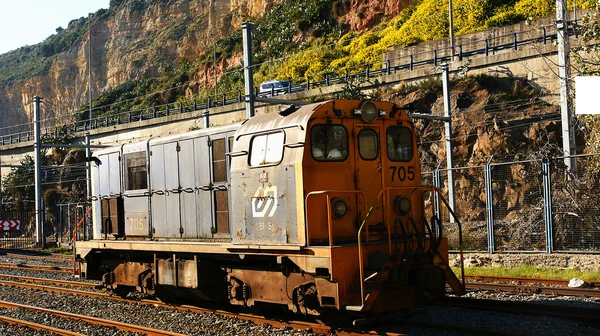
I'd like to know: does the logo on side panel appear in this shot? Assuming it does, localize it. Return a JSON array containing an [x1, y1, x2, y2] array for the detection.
[[251, 185, 278, 218]]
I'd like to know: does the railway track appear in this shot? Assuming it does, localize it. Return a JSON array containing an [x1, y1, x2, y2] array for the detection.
[[438, 296, 600, 326], [463, 275, 600, 297], [0, 274, 393, 335], [0, 273, 100, 289], [1, 252, 597, 335], [0, 315, 84, 336], [465, 275, 600, 287], [465, 281, 600, 297], [0, 300, 189, 336], [0, 262, 72, 273], [4, 252, 72, 264]]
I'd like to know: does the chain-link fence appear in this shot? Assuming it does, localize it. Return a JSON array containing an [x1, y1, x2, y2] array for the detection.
[[491, 160, 546, 252], [551, 156, 600, 252], [437, 166, 488, 251], [425, 154, 600, 253], [0, 202, 89, 249]]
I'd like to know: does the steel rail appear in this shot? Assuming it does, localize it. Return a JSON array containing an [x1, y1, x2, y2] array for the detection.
[[466, 282, 600, 297], [51, 253, 74, 260], [465, 275, 600, 287], [0, 274, 99, 289], [0, 300, 187, 336], [0, 315, 84, 336], [0, 262, 72, 273], [5, 253, 72, 263]]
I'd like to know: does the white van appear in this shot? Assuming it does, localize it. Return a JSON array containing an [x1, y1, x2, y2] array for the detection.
[[259, 80, 289, 96]]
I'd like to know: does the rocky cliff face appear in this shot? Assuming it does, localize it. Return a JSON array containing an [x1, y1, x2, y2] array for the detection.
[[0, 0, 286, 134], [0, 0, 408, 135]]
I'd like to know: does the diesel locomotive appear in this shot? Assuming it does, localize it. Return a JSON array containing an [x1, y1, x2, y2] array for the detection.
[[75, 99, 464, 315]]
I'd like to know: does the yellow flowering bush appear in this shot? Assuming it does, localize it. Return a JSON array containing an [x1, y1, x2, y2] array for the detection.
[[255, 0, 590, 86]]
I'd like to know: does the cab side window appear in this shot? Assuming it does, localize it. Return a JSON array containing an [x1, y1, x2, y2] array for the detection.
[[387, 126, 413, 162], [249, 131, 285, 166], [124, 152, 148, 190], [311, 124, 348, 161]]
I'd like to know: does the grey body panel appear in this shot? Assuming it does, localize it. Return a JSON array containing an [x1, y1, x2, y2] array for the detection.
[[147, 124, 239, 240], [150, 142, 181, 238], [194, 136, 213, 238], [124, 196, 150, 236], [178, 138, 198, 238], [97, 151, 121, 198]]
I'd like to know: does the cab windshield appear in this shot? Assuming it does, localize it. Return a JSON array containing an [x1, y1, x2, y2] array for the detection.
[[386, 126, 413, 162], [310, 124, 348, 161]]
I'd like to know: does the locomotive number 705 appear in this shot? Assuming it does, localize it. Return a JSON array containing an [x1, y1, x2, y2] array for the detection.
[[389, 166, 415, 182]]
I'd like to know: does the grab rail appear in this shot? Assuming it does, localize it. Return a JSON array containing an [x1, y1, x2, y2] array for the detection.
[[304, 190, 366, 247], [355, 186, 464, 309], [72, 205, 93, 275]]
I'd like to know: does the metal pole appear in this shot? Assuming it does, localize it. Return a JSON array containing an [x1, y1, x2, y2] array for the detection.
[[441, 64, 456, 222], [485, 156, 495, 253], [433, 162, 442, 222], [34, 96, 43, 247], [88, 13, 93, 126], [0, 154, 3, 220], [448, 0, 455, 57], [87, 14, 94, 207], [542, 158, 554, 253], [556, 0, 576, 172], [242, 22, 255, 119], [85, 132, 91, 202], [203, 110, 210, 129], [214, 40, 217, 96]]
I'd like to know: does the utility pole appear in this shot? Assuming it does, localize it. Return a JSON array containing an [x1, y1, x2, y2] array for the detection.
[[85, 132, 91, 201], [88, 13, 93, 127], [0, 154, 3, 220], [87, 13, 94, 205], [448, 0, 455, 57], [441, 64, 456, 222], [33, 96, 43, 247], [213, 34, 217, 97], [242, 22, 255, 119], [556, 0, 576, 172]]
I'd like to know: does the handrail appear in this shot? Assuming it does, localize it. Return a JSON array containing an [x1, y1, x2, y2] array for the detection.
[[411, 185, 465, 291], [72, 205, 93, 275], [304, 190, 366, 247]]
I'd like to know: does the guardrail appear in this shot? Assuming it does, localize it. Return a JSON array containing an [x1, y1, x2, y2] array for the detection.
[[0, 21, 580, 145]]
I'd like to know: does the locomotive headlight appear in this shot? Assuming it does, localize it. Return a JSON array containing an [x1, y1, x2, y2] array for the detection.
[[360, 101, 378, 123], [331, 199, 348, 219], [394, 196, 411, 215]]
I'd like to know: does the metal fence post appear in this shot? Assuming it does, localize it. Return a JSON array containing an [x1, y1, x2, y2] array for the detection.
[[59, 204, 63, 244], [433, 162, 442, 220], [485, 156, 495, 253], [542, 157, 554, 253]]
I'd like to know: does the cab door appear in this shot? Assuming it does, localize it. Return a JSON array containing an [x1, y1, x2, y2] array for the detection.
[[354, 125, 383, 227]]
